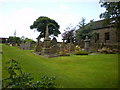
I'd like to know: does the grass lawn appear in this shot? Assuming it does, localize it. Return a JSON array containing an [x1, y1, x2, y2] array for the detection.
[[2, 44, 118, 88]]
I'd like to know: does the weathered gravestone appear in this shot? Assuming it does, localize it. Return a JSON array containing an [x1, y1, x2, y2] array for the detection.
[[19, 42, 31, 50], [35, 41, 43, 52], [51, 37, 60, 54], [69, 43, 75, 52]]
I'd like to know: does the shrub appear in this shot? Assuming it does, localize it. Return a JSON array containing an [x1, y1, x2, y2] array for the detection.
[[36, 75, 56, 88], [75, 50, 88, 55], [2, 59, 56, 89]]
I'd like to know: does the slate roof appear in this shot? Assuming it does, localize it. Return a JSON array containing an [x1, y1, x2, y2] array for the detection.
[[92, 19, 115, 30]]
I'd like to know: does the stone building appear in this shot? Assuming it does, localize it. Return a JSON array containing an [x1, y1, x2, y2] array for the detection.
[[0, 37, 8, 43], [90, 19, 120, 50]]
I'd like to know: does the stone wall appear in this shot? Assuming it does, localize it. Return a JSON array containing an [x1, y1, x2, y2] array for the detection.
[[91, 27, 120, 50], [93, 27, 117, 43]]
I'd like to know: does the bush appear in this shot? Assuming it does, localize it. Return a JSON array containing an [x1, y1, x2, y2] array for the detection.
[[2, 59, 56, 89], [75, 51, 88, 55]]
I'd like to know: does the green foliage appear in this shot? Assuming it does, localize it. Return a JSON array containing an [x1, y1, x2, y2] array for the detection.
[[75, 50, 88, 55], [35, 75, 56, 88], [7, 36, 22, 45], [99, 1, 120, 29], [75, 18, 94, 43], [77, 17, 86, 29], [2, 59, 56, 89], [24, 38, 36, 43], [30, 16, 61, 39]]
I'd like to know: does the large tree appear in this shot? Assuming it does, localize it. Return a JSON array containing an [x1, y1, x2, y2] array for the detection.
[[99, 1, 120, 29], [75, 18, 94, 47], [75, 18, 94, 41], [30, 16, 61, 40]]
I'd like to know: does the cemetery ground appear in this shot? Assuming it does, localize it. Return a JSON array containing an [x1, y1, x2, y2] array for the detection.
[[2, 44, 118, 88]]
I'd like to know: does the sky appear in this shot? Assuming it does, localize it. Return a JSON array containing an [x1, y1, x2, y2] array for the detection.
[[0, 0, 106, 42]]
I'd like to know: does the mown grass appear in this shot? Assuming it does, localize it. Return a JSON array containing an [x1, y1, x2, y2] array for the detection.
[[2, 44, 118, 88]]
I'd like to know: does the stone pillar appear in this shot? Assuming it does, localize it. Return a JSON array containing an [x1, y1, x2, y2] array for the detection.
[[42, 24, 51, 54], [44, 24, 49, 40], [44, 24, 51, 48], [84, 36, 90, 52]]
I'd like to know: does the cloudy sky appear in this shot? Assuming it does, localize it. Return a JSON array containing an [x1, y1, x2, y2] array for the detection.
[[0, 0, 106, 41]]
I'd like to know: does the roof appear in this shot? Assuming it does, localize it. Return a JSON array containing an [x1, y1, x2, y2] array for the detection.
[[91, 19, 115, 30], [0, 37, 8, 39]]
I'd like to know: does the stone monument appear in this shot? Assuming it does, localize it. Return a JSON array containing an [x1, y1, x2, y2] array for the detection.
[[51, 37, 59, 54], [84, 36, 90, 52], [42, 24, 52, 54], [19, 42, 31, 50]]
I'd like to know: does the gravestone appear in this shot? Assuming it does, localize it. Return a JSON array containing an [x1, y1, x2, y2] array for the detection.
[[60, 39, 66, 51], [51, 37, 60, 54], [51, 37, 57, 45], [84, 36, 90, 52], [35, 41, 43, 52], [69, 43, 75, 52], [19, 42, 31, 50]]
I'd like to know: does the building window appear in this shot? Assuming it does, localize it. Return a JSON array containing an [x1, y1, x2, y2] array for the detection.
[[105, 32, 110, 42], [95, 33, 99, 43], [96, 33, 99, 40]]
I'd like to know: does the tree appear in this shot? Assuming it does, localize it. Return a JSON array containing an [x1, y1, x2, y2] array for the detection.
[[76, 17, 86, 41], [75, 18, 94, 47], [24, 38, 36, 43], [62, 24, 76, 43], [77, 17, 86, 29], [76, 18, 94, 41], [7, 36, 22, 45], [99, 1, 120, 29], [30, 16, 61, 40]]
